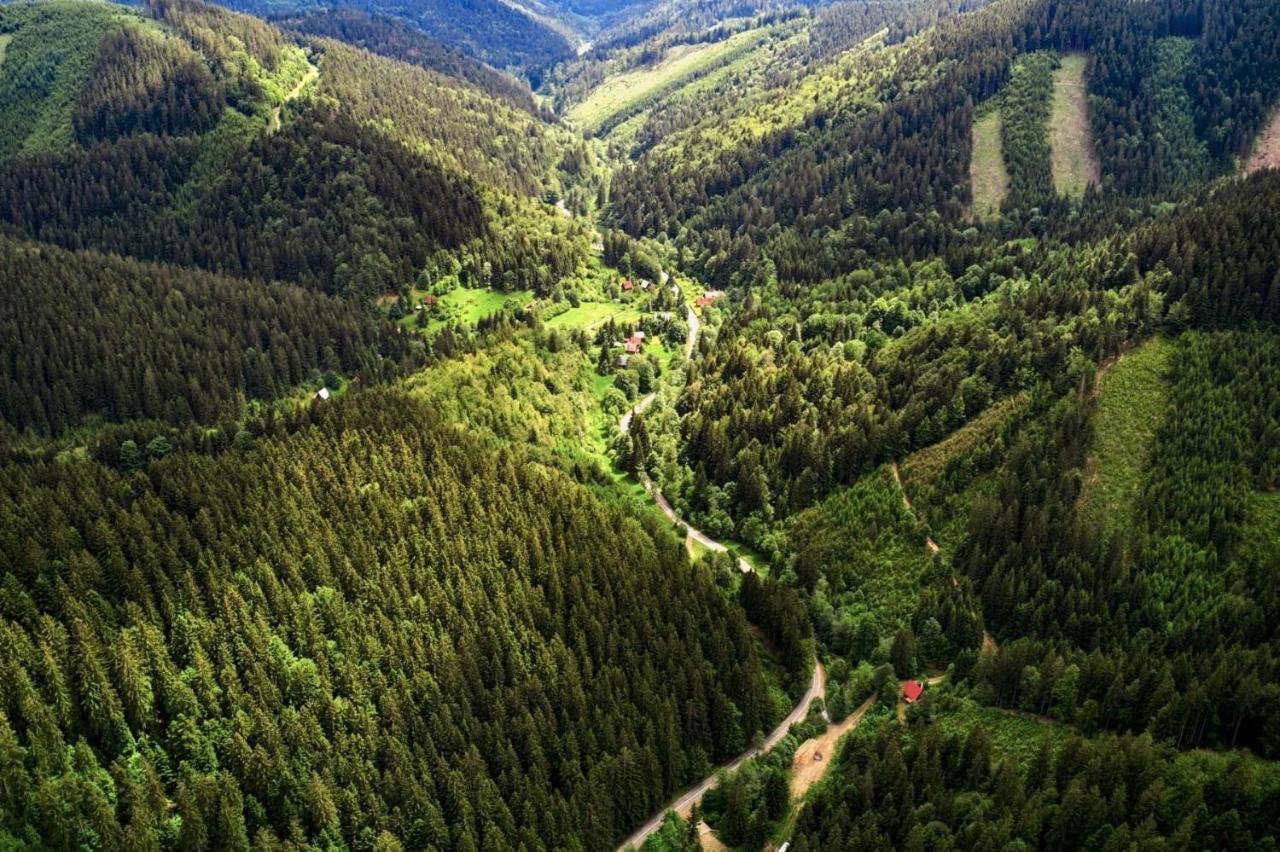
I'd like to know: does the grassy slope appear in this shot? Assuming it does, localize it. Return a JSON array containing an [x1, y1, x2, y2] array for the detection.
[[649, 27, 893, 173], [1079, 337, 1173, 536], [1048, 53, 1101, 198], [604, 23, 805, 145], [566, 27, 768, 133], [970, 109, 1008, 219]]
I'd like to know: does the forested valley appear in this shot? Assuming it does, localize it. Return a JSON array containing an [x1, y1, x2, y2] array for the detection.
[[0, 0, 1279, 848]]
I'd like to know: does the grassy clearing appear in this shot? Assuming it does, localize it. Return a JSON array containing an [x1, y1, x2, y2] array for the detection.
[[970, 109, 1008, 218], [440, 286, 534, 325], [543, 300, 645, 330], [394, 286, 534, 334], [1079, 337, 1173, 536], [1049, 53, 1101, 198], [567, 31, 758, 133], [0, 33, 13, 70], [1246, 106, 1280, 175]]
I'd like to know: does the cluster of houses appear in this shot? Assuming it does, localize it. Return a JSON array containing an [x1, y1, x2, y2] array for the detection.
[[620, 277, 654, 293]]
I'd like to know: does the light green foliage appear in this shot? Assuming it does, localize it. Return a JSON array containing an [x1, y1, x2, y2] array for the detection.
[[786, 468, 935, 653], [398, 286, 535, 334], [1079, 336, 1173, 537], [545, 301, 645, 330], [926, 690, 1070, 766], [1000, 51, 1058, 208], [567, 26, 772, 135], [1136, 331, 1280, 638], [903, 394, 1031, 549], [402, 333, 611, 469]]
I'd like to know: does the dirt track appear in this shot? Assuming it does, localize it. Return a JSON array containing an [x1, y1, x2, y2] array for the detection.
[[890, 462, 939, 554], [789, 696, 875, 800]]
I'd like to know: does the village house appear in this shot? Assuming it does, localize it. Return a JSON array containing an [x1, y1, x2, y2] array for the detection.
[[902, 680, 924, 704]]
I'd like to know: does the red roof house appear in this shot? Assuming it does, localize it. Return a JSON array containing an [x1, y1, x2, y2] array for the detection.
[[902, 680, 924, 704], [622, 279, 635, 292], [624, 337, 642, 354]]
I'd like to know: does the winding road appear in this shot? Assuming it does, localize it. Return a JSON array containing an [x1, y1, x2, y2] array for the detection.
[[616, 304, 824, 849], [621, 308, 756, 572], [617, 663, 827, 851]]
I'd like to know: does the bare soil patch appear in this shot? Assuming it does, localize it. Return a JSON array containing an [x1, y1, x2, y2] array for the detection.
[[1246, 108, 1280, 174]]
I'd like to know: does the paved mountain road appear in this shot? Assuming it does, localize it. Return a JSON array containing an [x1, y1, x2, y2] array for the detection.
[[616, 303, 822, 849], [617, 663, 827, 851]]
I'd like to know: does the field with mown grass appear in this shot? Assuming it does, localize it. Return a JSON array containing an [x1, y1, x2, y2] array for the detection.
[[1049, 54, 1101, 198], [969, 109, 1008, 218]]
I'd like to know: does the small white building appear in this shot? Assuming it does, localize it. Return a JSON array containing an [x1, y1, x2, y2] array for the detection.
[[314, 387, 331, 401]]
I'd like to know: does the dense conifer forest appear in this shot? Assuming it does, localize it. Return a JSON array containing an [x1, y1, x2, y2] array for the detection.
[[1, 0, 1279, 847]]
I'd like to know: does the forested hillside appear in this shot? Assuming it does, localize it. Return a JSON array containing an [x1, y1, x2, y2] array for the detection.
[[0, 236, 418, 434], [2, 0, 1280, 847], [0, 392, 779, 848], [224, 0, 576, 71], [274, 8, 541, 113], [0, 0, 593, 306]]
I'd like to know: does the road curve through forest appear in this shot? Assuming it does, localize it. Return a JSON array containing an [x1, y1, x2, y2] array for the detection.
[[619, 308, 751, 573], [616, 304, 825, 850], [617, 663, 827, 851]]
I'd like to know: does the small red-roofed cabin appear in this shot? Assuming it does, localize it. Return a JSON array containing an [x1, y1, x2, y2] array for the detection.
[[624, 337, 642, 354], [902, 680, 924, 704], [622, 279, 635, 291]]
